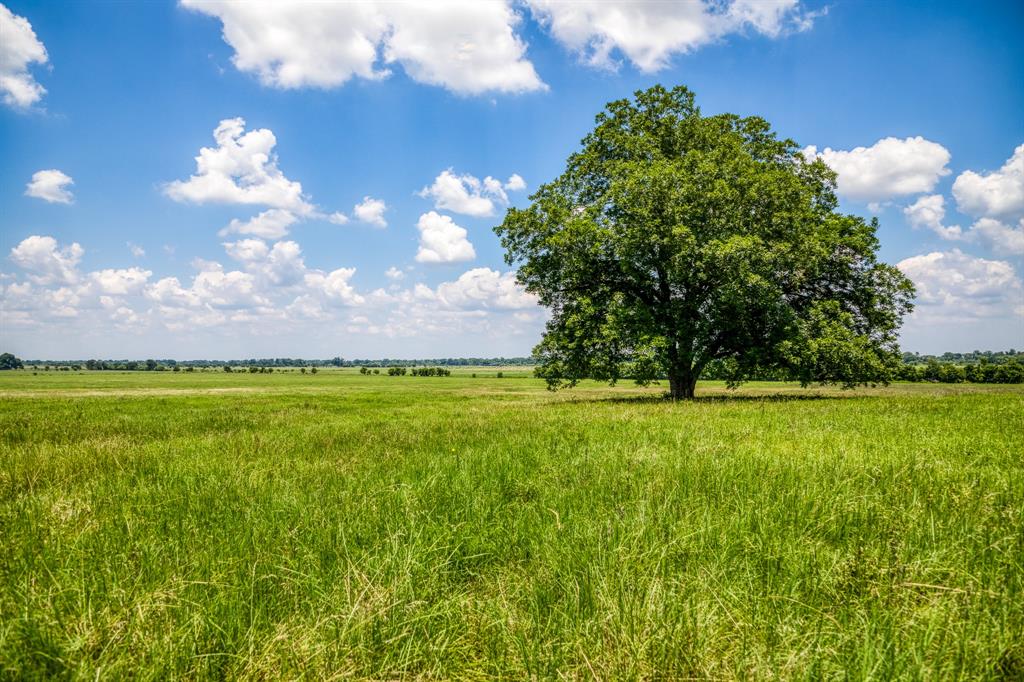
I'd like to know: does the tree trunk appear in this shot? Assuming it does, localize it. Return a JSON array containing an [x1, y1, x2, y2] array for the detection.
[[668, 372, 698, 399]]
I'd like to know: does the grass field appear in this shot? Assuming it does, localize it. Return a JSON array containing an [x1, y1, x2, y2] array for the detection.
[[1, 370, 1022, 679]]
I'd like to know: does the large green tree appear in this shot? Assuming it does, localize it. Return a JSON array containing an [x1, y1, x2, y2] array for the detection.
[[0, 353, 23, 370], [496, 85, 914, 399]]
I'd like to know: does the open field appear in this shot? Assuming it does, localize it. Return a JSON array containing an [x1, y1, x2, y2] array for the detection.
[[1, 371, 1022, 679]]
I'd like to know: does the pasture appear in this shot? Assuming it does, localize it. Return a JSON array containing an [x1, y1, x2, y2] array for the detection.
[[1, 370, 1022, 679]]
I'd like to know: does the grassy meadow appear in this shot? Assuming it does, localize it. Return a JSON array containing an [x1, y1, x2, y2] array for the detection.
[[0, 369, 1022, 679]]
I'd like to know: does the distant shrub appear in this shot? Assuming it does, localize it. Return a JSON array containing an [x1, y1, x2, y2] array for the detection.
[[409, 367, 451, 377]]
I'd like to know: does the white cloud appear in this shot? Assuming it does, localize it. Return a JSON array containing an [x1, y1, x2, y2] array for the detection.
[[353, 196, 388, 227], [969, 218, 1024, 257], [90, 267, 152, 295], [260, 241, 307, 287], [419, 169, 525, 217], [181, 0, 545, 96], [328, 211, 350, 225], [952, 144, 1024, 222], [25, 170, 74, 204], [0, 4, 48, 108], [146, 276, 199, 307], [803, 136, 951, 203], [527, 0, 813, 73], [190, 265, 268, 309], [224, 238, 308, 286], [414, 211, 476, 263], [5, 268, 545, 350], [344, 267, 539, 338], [902, 194, 1024, 255], [144, 260, 270, 313], [504, 173, 526, 192], [127, 242, 146, 258], [897, 249, 1023, 321], [305, 268, 365, 306], [435, 268, 537, 309], [219, 208, 300, 240], [223, 238, 269, 263], [1, 281, 81, 321], [4, 233, 543, 345], [9, 235, 82, 285], [903, 195, 963, 240], [165, 118, 312, 213]]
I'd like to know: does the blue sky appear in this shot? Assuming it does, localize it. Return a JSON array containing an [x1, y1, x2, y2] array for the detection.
[[2, 0, 1022, 360]]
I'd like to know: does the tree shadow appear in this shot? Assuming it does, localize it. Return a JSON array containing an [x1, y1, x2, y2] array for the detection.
[[564, 392, 842, 405]]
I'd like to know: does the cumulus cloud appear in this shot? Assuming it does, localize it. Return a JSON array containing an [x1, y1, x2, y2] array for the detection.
[[1, 281, 81, 321], [305, 268, 365, 306], [146, 276, 200, 307], [222, 238, 269, 263], [25, 169, 74, 204], [4, 231, 541, 343], [353, 196, 388, 227], [903, 195, 963, 240], [188, 265, 268, 309], [419, 169, 525, 217], [504, 173, 526, 192], [127, 242, 146, 258], [969, 218, 1024, 257], [9, 235, 83, 285], [0, 4, 48, 108], [89, 267, 152, 295], [912, 144, 1024, 257], [952, 143, 1024, 222], [181, 0, 545, 96], [527, 0, 814, 73], [435, 268, 537, 309], [897, 249, 1023, 321], [165, 118, 312, 214], [328, 212, 350, 225], [219, 208, 300, 240], [415, 211, 476, 263], [224, 238, 308, 286], [803, 136, 951, 204]]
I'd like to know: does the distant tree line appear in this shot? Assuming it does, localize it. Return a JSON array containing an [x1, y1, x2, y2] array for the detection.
[[4, 350, 1022, 384], [901, 350, 1023, 365], [343, 357, 532, 367], [17, 356, 534, 369], [894, 359, 1024, 384], [697, 357, 1024, 384]]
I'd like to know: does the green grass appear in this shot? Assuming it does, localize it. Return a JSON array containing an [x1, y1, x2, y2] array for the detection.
[[1, 371, 1022, 679]]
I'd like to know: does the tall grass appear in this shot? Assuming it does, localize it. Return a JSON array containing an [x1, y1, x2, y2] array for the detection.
[[1, 372, 1022, 679]]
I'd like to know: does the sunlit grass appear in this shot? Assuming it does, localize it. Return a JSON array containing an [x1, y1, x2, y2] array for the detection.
[[1, 371, 1022, 678]]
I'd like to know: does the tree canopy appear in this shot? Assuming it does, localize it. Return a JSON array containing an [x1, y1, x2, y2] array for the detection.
[[495, 85, 915, 399], [0, 353, 24, 370]]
